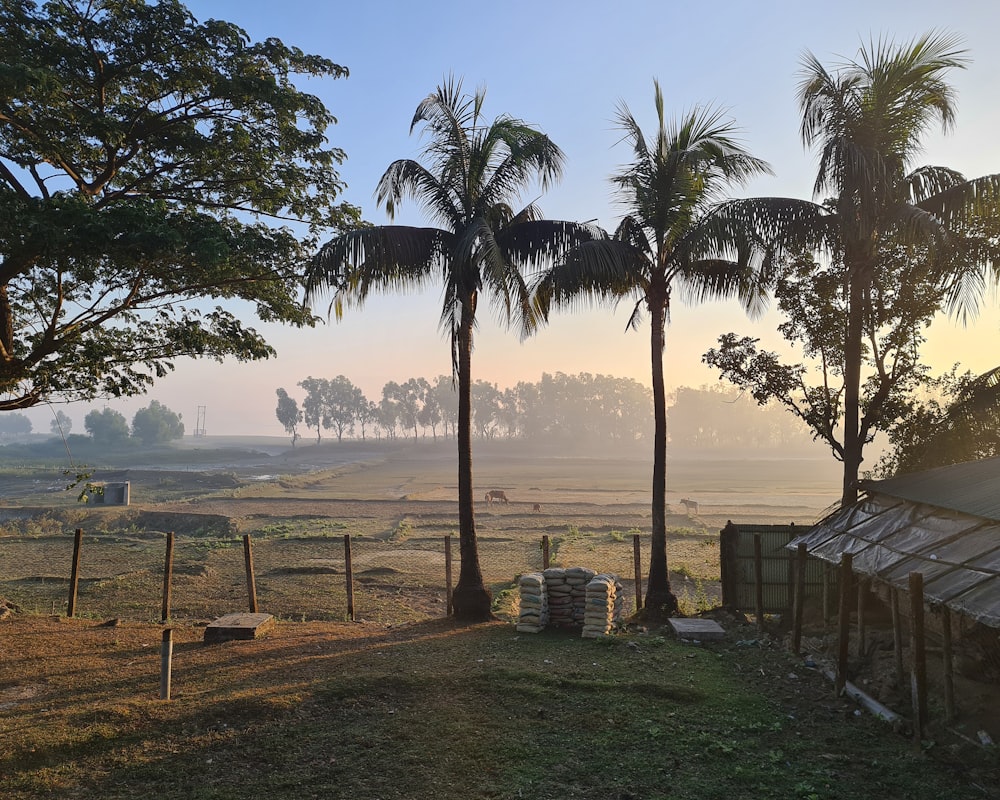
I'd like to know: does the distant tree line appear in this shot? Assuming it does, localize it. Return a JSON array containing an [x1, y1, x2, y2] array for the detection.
[[0, 401, 184, 446], [275, 373, 811, 449]]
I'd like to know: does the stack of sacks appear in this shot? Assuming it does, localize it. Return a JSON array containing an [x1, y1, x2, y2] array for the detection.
[[565, 566, 596, 624], [543, 567, 574, 625], [516, 572, 548, 633], [581, 573, 624, 638]]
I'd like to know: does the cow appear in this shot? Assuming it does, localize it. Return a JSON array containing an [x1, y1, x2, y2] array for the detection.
[[485, 489, 509, 505], [679, 498, 699, 515]]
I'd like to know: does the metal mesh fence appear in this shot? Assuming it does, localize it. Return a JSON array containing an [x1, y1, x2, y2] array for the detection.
[[1, 529, 671, 625]]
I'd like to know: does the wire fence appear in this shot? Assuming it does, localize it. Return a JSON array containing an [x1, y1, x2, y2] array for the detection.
[[1, 528, 671, 625]]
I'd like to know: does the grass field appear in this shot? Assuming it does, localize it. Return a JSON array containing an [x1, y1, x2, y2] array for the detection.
[[2, 439, 998, 798]]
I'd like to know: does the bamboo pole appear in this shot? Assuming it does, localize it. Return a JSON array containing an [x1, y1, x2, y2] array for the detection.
[[791, 543, 807, 655], [344, 533, 355, 621], [891, 588, 904, 685], [941, 606, 956, 723], [444, 534, 453, 616], [67, 528, 83, 618], [719, 521, 738, 608], [753, 533, 765, 631], [161, 531, 175, 623], [632, 533, 643, 611], [856, 578, 868, 658], [160, 628, 173, 701], [835, 552, 853, 697], [909, 571, 928, 745], [243, 534, 258, 614]]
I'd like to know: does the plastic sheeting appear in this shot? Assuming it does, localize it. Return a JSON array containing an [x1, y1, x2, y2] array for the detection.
[[790, 492, 1000, 628]]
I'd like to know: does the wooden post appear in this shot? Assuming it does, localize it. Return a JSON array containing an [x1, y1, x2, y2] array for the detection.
[[785, 522, 796, 618], [856, 578, 868, 658], [835, 552, 853, 697], [891, 587, 905, 686], [822, 565, 831, 625], [632, 533, 643, 611], [753, 533, 765, 631], [344, 533, 355, 621], [161, 531, 175, 623], [243, 534, 258, 613], [444, 534, 453, 616], [909, 571, 928, 745], [941, 606, 956, 723], [791, 543, 807, 655], [67, 528, 83, 618], [542, 535, 550, 570], [160, 628, 173, 701], [719, 521, 738, 608]]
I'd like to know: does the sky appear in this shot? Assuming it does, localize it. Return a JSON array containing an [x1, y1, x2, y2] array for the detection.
[[23, 0, 1000, 437]]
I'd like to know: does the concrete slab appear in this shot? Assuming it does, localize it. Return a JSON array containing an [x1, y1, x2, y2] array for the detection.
[[204, 612, 275, 644], [667, 618, 726, 642]]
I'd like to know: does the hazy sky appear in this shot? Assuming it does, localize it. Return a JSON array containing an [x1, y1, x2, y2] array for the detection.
[[25, 0, 1000, 437]]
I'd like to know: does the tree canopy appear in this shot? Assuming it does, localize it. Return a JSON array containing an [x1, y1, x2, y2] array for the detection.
[[0, 0, 360, 411], [132, 399, 184, 444]]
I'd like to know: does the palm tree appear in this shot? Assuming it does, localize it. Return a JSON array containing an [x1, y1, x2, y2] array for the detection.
[[305, 78, 597, 621], [793, 31, 1000, 502], [534, 81, 772, 616]]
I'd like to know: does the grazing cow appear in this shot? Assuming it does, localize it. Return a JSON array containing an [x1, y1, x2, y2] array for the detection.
[[532, 503, 541, 513], [485, 489, 509, 505], [679, 498, 699, 515]]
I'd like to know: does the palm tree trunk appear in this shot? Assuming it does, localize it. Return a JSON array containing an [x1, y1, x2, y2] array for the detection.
[[452, 292, 493, 621], [841, 269, 865, 506], [644, 291, 679, 616]]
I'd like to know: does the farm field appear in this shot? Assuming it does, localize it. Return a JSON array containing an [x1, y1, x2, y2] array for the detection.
[[0, 439, 841, 623], [2, 440, 999, 798]]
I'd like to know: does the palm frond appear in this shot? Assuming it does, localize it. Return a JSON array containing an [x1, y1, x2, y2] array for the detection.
[[306, 226, 450, 318], [533, 238, 649, 317]]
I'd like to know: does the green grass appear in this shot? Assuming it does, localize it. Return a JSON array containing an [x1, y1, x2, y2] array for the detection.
[[1, 620, 995, 800]]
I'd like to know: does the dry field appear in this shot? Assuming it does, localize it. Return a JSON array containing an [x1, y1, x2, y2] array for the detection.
[[0, 441, 841, 624]]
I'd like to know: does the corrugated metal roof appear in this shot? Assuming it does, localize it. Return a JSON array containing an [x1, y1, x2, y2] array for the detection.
[[858, 456, 1000, 523], [790, 492, 1000, 628]]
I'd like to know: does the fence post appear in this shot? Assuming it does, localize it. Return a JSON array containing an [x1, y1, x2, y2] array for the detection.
[[67, 528, 83, 618], [542, 535, 550, 570], [856, 578, 868, 658], [344, 533, 355, 621], [891, 587, 905, 685], [941, 606, 956, 722], [909, 571, 928, 745], [444, 534, 453, 616], [791, 543, 807, 655], [632, 533, 643, 611], [243, 534, 258, 613], [160, 628, 173, 701], [161, 531, 175, 623], [719, 521, 738, 608], [835, 552, 853, 697], [753, 533, 764, 631]]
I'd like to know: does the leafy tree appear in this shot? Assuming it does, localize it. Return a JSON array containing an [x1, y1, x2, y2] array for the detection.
[[357, 399, 379, 441], [84, 407, 129, 445], [306, 78, 595, 620], [431, 375, 459, 440], [724, 33, 1000, 503], [299, 377, 327, 443], [0, 0, 360, 412], [876, 365, 1000, 475], [535, 81, 771, 616], [132, 400, 184, 444], [0, 411, 31, 436], [275, 388, 302, 445], [472, 380, 502, 440], [322, 375, 364, 442], [49, 409, 72, 436], [418, 381, 443, 440], [705, 247, 941, 465]]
